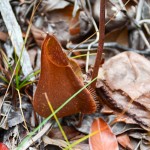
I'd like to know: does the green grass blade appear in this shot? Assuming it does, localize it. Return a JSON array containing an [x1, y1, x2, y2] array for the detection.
[[71, 53, 96, 59], [17, 81, 36, 90], [44, 93, 72, 149], [18, 70, 40, 89], [0, 48, 13, 73], [63, 130, 99, 150], [14, 49, 21, 89]]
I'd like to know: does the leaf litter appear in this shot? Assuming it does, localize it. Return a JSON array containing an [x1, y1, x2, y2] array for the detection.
[[0, 0, 150, 149]]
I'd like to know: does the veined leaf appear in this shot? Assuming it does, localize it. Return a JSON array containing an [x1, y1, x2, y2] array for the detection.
[[89, 118, 119, 150]]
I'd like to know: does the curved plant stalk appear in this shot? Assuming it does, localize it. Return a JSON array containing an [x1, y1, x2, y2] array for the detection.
[[86, 17, 99, 73], [17, 89, 29, 132], [91, 0, 106, 88]]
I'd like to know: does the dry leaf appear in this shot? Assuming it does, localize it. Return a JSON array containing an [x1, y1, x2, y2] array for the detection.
[[32, 5, 91, 47], [105, 27, 129, 46], [89, 118, 119, 150], [96, 52, 150, 131], [117, 134, 133, 150], [48, 126, 80, 140], [42, 135, 68, 148]]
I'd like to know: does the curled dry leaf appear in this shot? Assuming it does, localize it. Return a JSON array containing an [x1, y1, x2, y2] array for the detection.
[[89, 118, 119, 150], [96, 52, 150, 131], [112, 122, 142, 136], [33, 34, 96, 118]]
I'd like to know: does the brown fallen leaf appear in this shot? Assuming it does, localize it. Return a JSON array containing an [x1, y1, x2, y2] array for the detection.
[[117, 133, 133, 150], [33, 34, 96, 118], [89, 118, 119, 150], [105, 27, 129, 46], [96, 52, 150, 131], [102, 52, 150, 99]]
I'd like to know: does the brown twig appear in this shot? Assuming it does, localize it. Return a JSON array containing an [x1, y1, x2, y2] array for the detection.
[[91, 0, 106, 88]]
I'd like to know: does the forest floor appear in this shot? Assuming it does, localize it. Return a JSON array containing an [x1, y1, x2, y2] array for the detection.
[[0, 0, 150, 150]]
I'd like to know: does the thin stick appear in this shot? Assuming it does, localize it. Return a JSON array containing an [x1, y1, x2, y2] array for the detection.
[[136, 0, 144, 22], [86, 17, 99, 73], [91, 0, 105, 88], [17, 89, 29, 132]]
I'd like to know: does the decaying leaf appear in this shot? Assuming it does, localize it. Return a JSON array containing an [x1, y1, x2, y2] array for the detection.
[[31, 5, 92, 47], [94, 0, 126, 31], [112, 122, 142, 135], [42, 135, 68, 148], [105, 27, 129, 46], [48, 126, 80, 140], [89, 118, 119, 150], [33, 34, 96, 118], [2, 125, 29, 149], [96, 52, 150, 131]]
